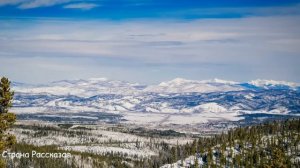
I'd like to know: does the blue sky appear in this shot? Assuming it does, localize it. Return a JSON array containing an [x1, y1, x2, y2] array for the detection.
[[0, 0, 300, 84], [1, 0, 300, 19]]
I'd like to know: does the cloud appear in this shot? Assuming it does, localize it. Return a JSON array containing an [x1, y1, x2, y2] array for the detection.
[[63, 3, 99, 10], [0, 0, 96, 9], [162, 3, 300, 18], [2, 16, 299, 61], [1, 15, 300, 83], [0, 0, 26, 6], [18, 0, 73, 9], [0, 0, 299, 21]]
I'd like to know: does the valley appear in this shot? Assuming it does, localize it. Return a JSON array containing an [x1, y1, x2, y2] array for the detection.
[[4, 78, 300, 167]]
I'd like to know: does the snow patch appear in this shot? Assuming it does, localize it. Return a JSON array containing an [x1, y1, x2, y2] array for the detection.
[[250, 79, 299, 88]]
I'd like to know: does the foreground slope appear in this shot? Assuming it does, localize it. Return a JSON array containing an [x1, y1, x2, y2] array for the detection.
[[7, 119, 300, 168], [161, 119, 300, 168]]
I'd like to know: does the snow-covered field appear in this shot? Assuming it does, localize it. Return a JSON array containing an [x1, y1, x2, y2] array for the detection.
[[160, 156, 203, 168], [61, 145, 156, 158], [12, 122, 193, 160]]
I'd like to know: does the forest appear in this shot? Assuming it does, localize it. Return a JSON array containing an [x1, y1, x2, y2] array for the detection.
[[3, 118, 300, 168]]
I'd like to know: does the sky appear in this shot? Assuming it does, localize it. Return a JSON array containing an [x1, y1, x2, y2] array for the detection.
[[0, 0, 300, 84]]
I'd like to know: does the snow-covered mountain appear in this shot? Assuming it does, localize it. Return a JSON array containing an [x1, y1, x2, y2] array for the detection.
[[12, 78, 300, 125], [14, 78, 145, 97], [248, 79, 299, 90], [144, 78, 242, 93], [13, 78, 299, 96]]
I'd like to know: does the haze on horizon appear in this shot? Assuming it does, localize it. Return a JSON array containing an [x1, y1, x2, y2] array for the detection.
[[0, 0, 300, 84]]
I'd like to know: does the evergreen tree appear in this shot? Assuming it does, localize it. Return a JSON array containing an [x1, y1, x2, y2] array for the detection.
[[207, 147, 213, 166], [194, 157, 199, 168], [271, 148, 287, 168], [0, 77, 16, 167]]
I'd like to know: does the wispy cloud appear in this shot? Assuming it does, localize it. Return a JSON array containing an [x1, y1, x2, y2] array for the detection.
[[0, 0, 98, 9], [1, 15, 300, 83], [2, 16, 300, 61], [63, 3, 99, 10], [162, 3, 300, 18], [0, 0, 300, 22], [18, 0, 73, 9], [0, 0, 25, 6], [1, 1, 300, 83]]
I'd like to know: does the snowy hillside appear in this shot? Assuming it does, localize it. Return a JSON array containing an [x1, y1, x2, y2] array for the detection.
[[14, 78, 145, 97], [11, 78, 300, 127], [13, 78, 299, 96], [249, 79, 299, 90], [144, 78, 243, 93]]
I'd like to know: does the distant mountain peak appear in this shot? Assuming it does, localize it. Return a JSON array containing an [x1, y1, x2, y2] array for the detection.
[[202, 78, 238, 85], [249, 79, 299, 88], [159, 78, 238, 86], [146, 78, 242, 93], [13, 77, 299, 97], [159, 78, 194, 86]]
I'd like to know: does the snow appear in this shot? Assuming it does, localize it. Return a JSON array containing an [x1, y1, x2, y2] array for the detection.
[[11, 77, 300, 126], [239, 108, 300, 116], [11, 122, 193, 161], [161, 156, 203, 168], [146, 107, 160, 113], [198, 103, 227, 113], [250, 79, 299, 88], [14, 78, 143, 97], [180, 103, 227, 113], [14, 77, 299, 98], [244, 93, 255, 99], [61, 145, 156, 158], [12, 107, 48, 114], [202, 78, 238, 85], [163, 111, 242, 125], [144, 78, 242, 93], [121, 109, 242, 125], [122, 112, 166, 125], [268, 107, 290, 114]]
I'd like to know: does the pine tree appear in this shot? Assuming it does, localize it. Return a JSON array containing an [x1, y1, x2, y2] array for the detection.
[[207, 147, 213, 166], [171, 146, 177, 162], [194, 157, 199, 168], [0, 77, 16, 167], [271, 148, 287, 168], [191, 139, 197, 154]]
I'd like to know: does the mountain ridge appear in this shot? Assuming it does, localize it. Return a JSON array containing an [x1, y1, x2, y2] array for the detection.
[[12, 77, 300, 97], [11, 77, 300, 125]]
